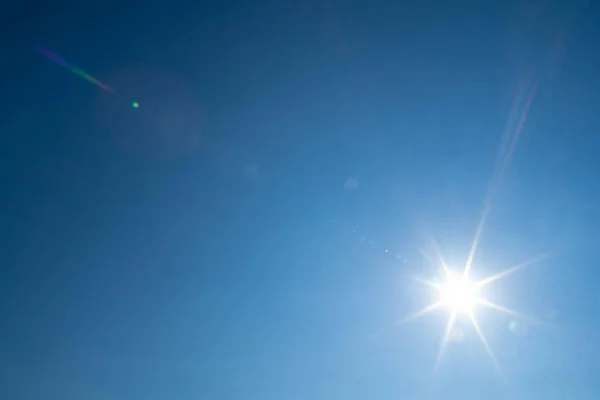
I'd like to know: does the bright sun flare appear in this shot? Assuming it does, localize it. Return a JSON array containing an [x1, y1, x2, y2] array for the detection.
[[438, 271, 479, 314], [399, 248, 550, 378], [395, 81, 553, 380]]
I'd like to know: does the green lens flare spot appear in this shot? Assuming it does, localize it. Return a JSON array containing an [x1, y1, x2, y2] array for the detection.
[[131, 101, 139, 108]]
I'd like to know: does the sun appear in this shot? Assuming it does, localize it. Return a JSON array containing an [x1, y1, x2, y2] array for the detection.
[[398, 247, 549, 377], [438, 271, 479, 314]]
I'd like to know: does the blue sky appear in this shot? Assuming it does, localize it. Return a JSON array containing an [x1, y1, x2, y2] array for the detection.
[[2, 1, 600, 399]]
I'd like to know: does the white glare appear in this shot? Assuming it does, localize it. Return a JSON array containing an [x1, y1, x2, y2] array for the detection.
[[438, 271, 479, 314], [400, 246, 549, 379]]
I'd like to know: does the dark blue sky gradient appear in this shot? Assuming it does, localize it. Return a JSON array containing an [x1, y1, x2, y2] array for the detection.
[[2, 1, 600, 399]]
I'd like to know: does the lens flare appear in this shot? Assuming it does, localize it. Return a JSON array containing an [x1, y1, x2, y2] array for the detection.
[[36, 45, 114, 92], [36, 45, 139, 110]]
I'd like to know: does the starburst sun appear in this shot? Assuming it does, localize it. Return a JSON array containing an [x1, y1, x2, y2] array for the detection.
[[438, 270, 479, 314], [400, 247, 549, 377]]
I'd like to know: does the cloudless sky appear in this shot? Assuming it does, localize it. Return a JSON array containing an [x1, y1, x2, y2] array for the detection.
[[2, 1, 600, 399]]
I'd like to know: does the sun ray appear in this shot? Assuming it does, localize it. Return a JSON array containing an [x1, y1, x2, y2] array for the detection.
[[463, 202, 492, 280], [477, 298, 520, 316], [475, 253, 550, 288], [462, 74, 539, 280], [469, 311, 504, 381], [477, 299, 557, 330], [429, 240, 453, 278], [434, 311, 456, 373], [367, 301, 444, 341], [412, 275, 442, 290], [398, 302, 444, 325]]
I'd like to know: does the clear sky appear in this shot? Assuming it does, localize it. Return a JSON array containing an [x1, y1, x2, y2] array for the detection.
[[2, 1, 600, 399]]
